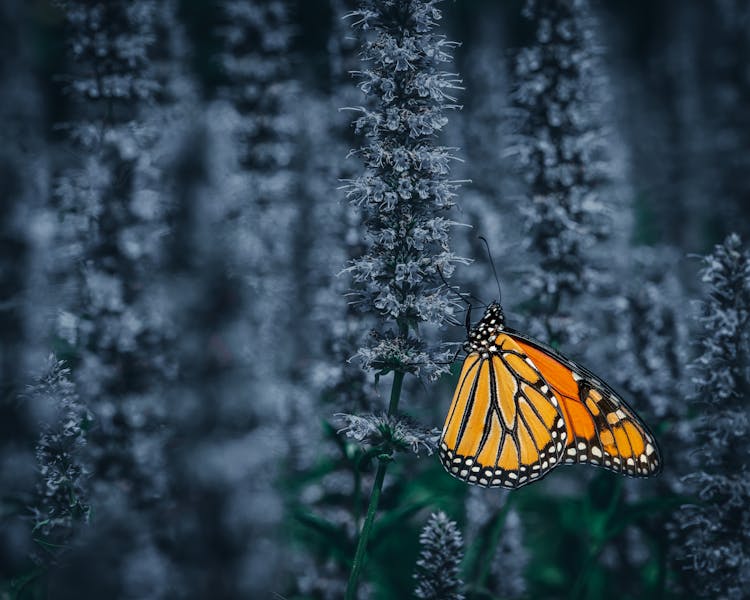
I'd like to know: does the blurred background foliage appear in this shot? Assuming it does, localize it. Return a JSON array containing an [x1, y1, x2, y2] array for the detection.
[[1, 0, 749, 599]]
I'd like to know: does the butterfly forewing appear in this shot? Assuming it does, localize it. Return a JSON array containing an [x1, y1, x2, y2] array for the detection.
[[439, 333, 567, 489]]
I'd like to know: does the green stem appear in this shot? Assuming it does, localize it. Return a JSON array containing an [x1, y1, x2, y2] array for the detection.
[[353, 459, 362, 529], [569, 478, 623, 600], [387, 370, 405, 415], [345, 457, 388, 600], [569, 541, 601, 600], [345, 369, 406, 600]]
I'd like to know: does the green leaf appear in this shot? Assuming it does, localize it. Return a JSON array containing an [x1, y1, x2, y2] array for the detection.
[[293, 510, 351, 554], [369, 499, 432, 550], [1, 566, 46, 600]]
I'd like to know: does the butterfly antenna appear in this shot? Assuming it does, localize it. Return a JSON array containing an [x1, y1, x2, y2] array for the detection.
[[437, 267, 469, 308], [437, 269, 485, 307], [478, 235, 502, 304], [437, 267, 477, 336]]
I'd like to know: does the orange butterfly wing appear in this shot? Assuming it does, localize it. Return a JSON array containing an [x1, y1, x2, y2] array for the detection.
[[506, 330, 662, 477], [439, 333, 568, 488]]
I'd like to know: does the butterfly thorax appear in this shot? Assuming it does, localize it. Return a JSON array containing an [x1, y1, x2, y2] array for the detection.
[[464, 302, 505, 356]]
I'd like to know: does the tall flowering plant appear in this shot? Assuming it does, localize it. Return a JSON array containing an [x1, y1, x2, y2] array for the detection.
[[341, 1, 465, 596], [511, 0, 612, 347], [345, 0, 465, 380], [674, 234, 750, 598]]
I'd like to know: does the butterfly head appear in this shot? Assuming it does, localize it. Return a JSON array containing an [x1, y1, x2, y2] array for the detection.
[[464, 302, 505, 354]]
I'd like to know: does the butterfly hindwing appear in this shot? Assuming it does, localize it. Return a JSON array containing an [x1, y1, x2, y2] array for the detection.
[[439, 333, 567, 489]]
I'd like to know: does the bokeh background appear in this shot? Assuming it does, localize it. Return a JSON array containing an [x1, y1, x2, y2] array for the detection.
[[2, 0, 749, 598]]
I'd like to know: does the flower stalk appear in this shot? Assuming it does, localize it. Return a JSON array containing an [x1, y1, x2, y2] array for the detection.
[[341, 0, 464, 595], [344, 370, 403, 600]]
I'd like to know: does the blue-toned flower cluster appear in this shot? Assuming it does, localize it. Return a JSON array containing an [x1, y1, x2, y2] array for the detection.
[[30, 359, 90, 553], [218, 0, 295, 172], [304, 0, 381, 416], [512, 0, 611, 344], [53, 1, 175, 516], [344, 0, 466, 379], [336, 412, 440, 455], [216, 0, 300, 381], [414, 511, 466, 600], [675, 234, 750, 598], [57, 1, 159, 146], [613, 248, 689, 420], [37, 2, 186, 592], [612, 247, 690, 488], [704, 3, 750, 237]]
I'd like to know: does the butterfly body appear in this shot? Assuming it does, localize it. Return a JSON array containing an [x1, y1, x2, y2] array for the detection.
[[439, 302, 661, 489]]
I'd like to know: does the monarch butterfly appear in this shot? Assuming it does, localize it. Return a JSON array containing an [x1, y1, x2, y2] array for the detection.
[[439, 302, 661, 489]]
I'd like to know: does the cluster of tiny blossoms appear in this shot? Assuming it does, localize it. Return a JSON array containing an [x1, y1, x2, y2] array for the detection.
[[218, 0, 295, 173], [512, 0, 611, 344], [216, 0, 300, 379], [344, 0, 466, 380], [674, 234, 750, 598], [413, 511, 465, 600], [57, 1, 158, 146], [336, 412, 440, 456], [30, 358, 90, 551]]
